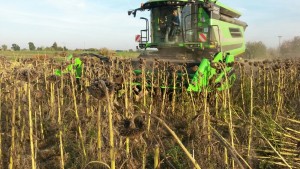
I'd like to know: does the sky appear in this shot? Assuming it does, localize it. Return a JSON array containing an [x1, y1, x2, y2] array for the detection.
[[0, 0, 299, 50]]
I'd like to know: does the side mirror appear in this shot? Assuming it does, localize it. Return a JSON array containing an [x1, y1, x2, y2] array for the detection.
[[128, 10, 132, 16], [128, 10, 137, 17]]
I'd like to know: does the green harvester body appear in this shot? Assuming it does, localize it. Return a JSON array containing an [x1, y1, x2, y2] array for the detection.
[[129, 0, 247, 92]]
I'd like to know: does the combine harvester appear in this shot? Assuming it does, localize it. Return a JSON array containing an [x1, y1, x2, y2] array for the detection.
[[128, 0, 247, 92]]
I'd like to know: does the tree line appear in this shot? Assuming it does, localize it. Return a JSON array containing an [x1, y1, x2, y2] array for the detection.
[[1, 36, 299, 57], [0, 42, 68, 51], [245, 36, 300, 58]]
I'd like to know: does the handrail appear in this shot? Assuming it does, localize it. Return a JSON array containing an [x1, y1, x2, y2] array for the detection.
[[139, 17, 149, 47]]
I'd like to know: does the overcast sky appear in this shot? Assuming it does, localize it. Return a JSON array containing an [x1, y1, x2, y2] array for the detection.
[[0, 0, 299, 50]]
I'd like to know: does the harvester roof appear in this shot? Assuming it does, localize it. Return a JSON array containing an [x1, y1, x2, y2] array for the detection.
[[216, 1, 242, 18], [142, 0, 242, 18], [142, 0, 188, 9]]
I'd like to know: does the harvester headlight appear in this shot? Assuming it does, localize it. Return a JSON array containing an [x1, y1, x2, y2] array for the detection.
[[210, 41, 217, 48]]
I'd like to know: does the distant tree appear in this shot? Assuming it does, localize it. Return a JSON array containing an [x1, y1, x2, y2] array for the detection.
[[1, 44, 7, 51], [246, 41, 267, 58], [52, 42, 58, 50], [36, 47, 44, 51], [292, 36, 300, 53], [11, 44, 21, 51], [86, 48, 97, 52], [63, 46, 68, 51], [28, 42, 36, 51], [56, 46, 64, 51], [44, 47, 52, 51], [280, 36, 300, 56]]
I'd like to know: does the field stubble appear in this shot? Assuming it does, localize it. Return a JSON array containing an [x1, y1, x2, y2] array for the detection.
[[0, 54, 299, 169]]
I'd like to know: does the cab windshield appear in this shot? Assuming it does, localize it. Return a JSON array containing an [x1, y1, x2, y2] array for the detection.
[[151, 6, 182, 43]]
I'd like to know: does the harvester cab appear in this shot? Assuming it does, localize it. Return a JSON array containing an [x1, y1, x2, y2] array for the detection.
[[128, 0, 247, 92]]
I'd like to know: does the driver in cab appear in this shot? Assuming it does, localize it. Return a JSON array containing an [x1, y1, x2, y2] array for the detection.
[[165, 9, 180, 43]]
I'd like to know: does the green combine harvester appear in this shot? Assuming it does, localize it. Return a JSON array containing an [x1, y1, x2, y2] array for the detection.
[[128, 0, 247, 92]]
